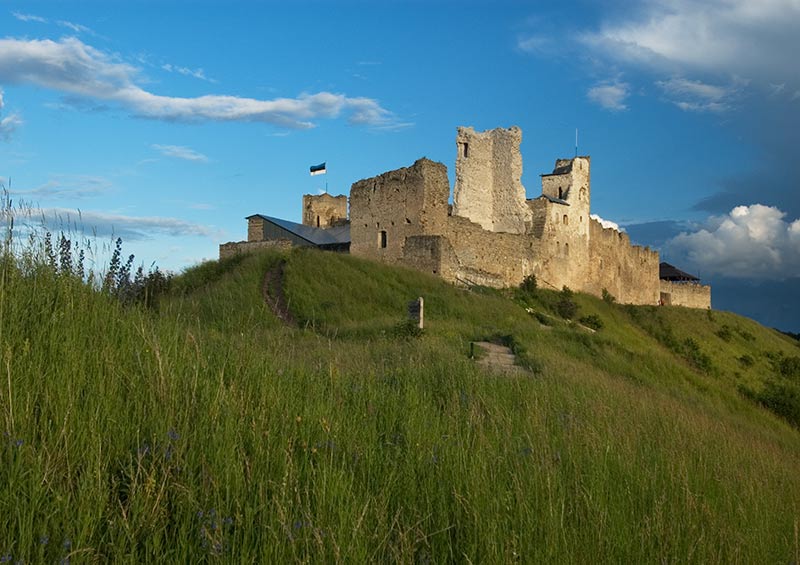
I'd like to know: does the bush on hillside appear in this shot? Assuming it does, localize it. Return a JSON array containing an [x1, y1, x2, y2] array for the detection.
[[579, 314, 604, 331], [519, 274, 538, 295], [556, 286, 578, 320], [601, 288, 616, 305], [756, 380, 800, 428]]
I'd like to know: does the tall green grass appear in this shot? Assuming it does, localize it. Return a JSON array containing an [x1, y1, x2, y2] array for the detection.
[[1, 240, 799, 562]]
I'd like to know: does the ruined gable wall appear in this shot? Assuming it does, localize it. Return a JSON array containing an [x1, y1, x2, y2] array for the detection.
[[660, 281, 712, 309], [248, 216, 266, 242], [452, 126, 532, 234], [302, 194, 347, 228], [349, 158, 449, 265], [587, 219, 660, 305]]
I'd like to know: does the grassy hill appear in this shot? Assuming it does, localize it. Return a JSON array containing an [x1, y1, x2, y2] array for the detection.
[[1, 244, 799, 562]]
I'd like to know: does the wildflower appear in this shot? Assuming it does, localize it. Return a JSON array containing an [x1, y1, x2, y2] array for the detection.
[[39, 536, 49, 545], [0, 554, 12, 563], [167, 429, 180, 441], [13, 439, 22, 448], [63, 538, 71, 550], [295, 416, 302, 423]]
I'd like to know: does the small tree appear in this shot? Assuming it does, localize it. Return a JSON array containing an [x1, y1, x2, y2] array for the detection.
[[556, 286, 578, 320], [519, 274, 537, 295], [601, 288, 616, 305]]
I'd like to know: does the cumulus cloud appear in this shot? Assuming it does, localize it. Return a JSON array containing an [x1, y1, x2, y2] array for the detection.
[[151, 144, 208, 162], [0, 37, 400, 129], [590, 213, 624, 232], [663, 204, 800, 279], [580, 0, 800, 86], [587, 81, 630, 111]]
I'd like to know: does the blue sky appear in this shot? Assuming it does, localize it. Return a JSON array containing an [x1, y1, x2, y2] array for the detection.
[[1, 1, 798, 331]]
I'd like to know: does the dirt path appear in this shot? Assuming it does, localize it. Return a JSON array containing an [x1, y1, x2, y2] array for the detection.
[[262, 260, 295, 325], [471, 341, 525, 375]]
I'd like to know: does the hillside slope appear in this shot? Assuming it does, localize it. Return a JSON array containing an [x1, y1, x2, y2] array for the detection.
[[1, 247, 799, 563]]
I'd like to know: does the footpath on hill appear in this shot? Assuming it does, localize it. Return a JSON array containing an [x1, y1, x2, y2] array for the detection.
[[262, 260, 294, 325]]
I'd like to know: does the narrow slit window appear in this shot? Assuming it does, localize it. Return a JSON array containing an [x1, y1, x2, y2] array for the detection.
[[563, 214, 569, 225], [463, 142, 469, 158], [316, 215, 320, 227], [379, 230, 388, 248]]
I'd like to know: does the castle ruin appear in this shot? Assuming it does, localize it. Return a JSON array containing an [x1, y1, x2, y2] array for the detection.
[[221, 126, 711, 308]]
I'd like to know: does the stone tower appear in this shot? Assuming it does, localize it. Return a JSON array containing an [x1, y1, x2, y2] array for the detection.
[[302, 193, 348, 228], [452, 126, 532, 234]]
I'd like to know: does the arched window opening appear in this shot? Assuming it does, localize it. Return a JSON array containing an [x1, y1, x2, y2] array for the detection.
[[563, 214, 569, 225]]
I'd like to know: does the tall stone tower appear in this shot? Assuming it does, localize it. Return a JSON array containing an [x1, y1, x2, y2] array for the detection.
[[540, 156, 591, 229], [452, 126, 532, 234], [302, 193, 348, 228]]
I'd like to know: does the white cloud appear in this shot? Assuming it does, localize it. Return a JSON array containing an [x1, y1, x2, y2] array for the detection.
[[0, 37, 401, 129], [12, 12, 47, 23], [162, 63, 216, 83], [587, 81, 630, 111], [151, 144, 209, 162], [517, 34, 552, 54], [10, 175, 112, 200], [0, 89, 23, 141], [580, 0, 800, 87], [42, 208, 218, 240], [57, 20, 94, 35], [590, 214, 624, 232], [656, 77, 740, 112], [664, 204, 800, 279]]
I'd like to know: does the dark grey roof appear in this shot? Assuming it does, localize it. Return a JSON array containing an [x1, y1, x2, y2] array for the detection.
[[248, 214, 350, 246], [540, 156, 590, 177], [659, 262, 700, 282], [539, 195, 570, 206]]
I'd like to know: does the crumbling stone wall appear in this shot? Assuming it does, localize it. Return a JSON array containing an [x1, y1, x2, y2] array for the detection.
[[452, 126, 532, 234], [442, 216, 539, 287], [302, 193, 347, 228], [660, 280, 711, 309], [344, 125, 710, 309], [587, 219, 660, 304], [219, 239, 292, 259], [349, 158, 449, 264], [248, 216, 266, 242]]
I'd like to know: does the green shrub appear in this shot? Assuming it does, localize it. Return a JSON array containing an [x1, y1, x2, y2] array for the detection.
[[738, 354, 755, 368], [579, 314, 604, 331], [601, 288, 616, 304], [519, 274, 537, 295], [556, 286, 578, 320], [756, 380, 800, 428], [716, 325, 733, 342]]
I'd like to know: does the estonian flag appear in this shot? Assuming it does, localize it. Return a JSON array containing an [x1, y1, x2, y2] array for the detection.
[[310, 162, 327, 176]]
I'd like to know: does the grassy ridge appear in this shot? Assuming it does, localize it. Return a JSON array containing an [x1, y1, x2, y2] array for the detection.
[[1, 246, 799, 562]]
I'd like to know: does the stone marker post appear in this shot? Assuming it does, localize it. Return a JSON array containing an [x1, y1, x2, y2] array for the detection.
[[407, 297, 424, 329]]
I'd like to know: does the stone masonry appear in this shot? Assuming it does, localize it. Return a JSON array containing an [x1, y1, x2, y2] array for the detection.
[[302, 193, 347, 228], [227, 125, 711, 309], [348, 126, 710, 308]]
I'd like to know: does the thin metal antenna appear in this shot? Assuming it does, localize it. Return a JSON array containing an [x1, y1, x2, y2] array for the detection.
[[575, 128, 578, 158]]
